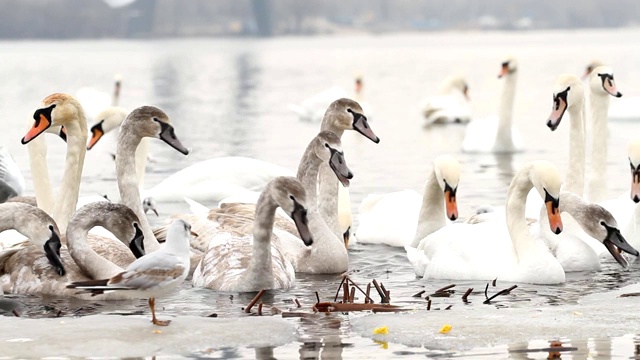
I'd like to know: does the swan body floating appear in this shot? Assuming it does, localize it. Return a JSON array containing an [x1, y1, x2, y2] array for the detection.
[[421, 76, 471, 125]]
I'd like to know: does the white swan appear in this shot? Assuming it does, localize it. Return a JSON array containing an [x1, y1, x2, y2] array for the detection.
[[76, 74, 122, 119], [356, 155, 460, 249], [192, 177, 313, 291], [21, 93, 88, 232], [583, 61, 638, 122], [0, 147, 25, 202], [587, 65, 623, 203], [462, 57, 523, 153], [421, 76, 471, 125], [288, 76, 373, 123], [620, 139, 640, 253], [2, 201, 145, 298], [68, 219, 191, 326], [415, 160, 565, 284]]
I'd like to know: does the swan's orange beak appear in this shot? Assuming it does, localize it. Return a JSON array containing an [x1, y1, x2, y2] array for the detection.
[[498, 63, 509, 78], [22, 113, 52, 144], [444, 185, 458, 221], [545, 198, 563, 234], [630, 166, 640, 203], [602, 76, 622, 98], [547, 93, 568, 131], [87, 126, 104, 150]]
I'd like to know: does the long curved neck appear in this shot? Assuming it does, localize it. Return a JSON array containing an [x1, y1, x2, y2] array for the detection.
[[564, 103, 586, 196], [296, 148, 321, 208], [246, 188, 277, 279], [0, 205, 39, 244], [411, 170, 446, 247], [135, 137, 149, 188], [317, 122, 344, 238], [66, 218, 122, 280], [505, 166, 534, 262], [27, 135, 55, 214], [588, 92, 610, 202], [116, 131, 160, 252], [52, 118, 87, 233], [495, 73, 517, 149]]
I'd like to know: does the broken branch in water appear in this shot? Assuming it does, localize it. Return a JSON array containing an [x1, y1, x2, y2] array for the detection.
[[430, 284, 456, 297], [257, 302, 263, 316], [412, 290, 426, 298], [244, 289, 265, 313], [462, 288, 473, 303], [334, 276, 348, 302], [619, 292, 640, 298], [372, 279, 387, 303], [483, 285, 518, 304], [314, 302, 402, 313]]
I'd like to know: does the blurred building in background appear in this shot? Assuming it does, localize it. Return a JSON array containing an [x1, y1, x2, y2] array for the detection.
[[0, 0, 638, 39]]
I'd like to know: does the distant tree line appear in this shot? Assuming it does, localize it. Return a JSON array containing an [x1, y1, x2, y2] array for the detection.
[[0, 0, 638, 39]]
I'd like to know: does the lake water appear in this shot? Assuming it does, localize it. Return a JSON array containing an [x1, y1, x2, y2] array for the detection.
[[1, 28, 640, 358]]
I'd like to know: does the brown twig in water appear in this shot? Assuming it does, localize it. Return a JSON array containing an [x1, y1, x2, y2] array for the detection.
[[334, 276, 347, 302], [315, 291, 320, 303], [314, 302, 402, 313], [372, 307, 412, 313], [619, 292, 640, 298], [349, 286, 356, 303], [258, 302, 263, 316], [244, 289, 265, 313], [380, 283, 389, 303], [462, 288, 473, 303], [483, 285, 518, 304], [343, 282, 349, 303], [412, 290, 426, 298], [435, 284, 456, 293], [12, 310, 20, 317], [385, 290, 391, 303], [492, 278, 497, 287], [445, 305, 452, 310], [427, 299, 432, 310], [345, 278, 374, 303], [372, 279, 387, 303], [484, 283, 489, 299], [294, 298, 301, 308], [365, 283, 371, 304]]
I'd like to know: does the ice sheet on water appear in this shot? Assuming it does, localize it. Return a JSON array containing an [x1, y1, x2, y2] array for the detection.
[[351, 290, 640, 350], [0, 314, 297, 357]]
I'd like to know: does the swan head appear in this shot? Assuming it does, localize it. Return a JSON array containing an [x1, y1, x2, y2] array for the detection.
[[528, 160, 563, 234], [589, 66, 623, 98], [121, 106, 189, 155], [433, 155, 460, 221], [87, 106, 128, 150], [583, 60, 604, 79], [22, 93, 86, 145], [561, 193, 638, 267], [10, 203, 65, 276], [143, 197, 159, 217], [546, 75, 584, 131], [498, 57, 517, 78], [324, 98, 380, 144], [71, 202, 146, 259], [313, 131, 354, 187], [354, 76, 363, 94], [627, 139, 640, 203], [270, 177, 313, 247], [441, 76, 469, 99]]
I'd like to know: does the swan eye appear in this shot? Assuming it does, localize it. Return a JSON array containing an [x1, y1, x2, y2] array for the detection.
[[48, 225, 54, 231], [324, 143, 329, 148], [289, 195, 295, 201], [600, 221, 606, 227], [346, 108, 353, 114]]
